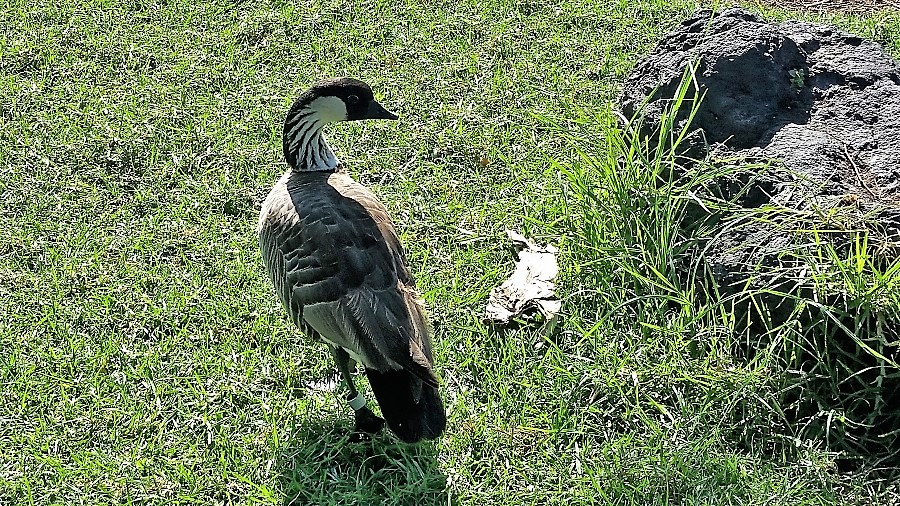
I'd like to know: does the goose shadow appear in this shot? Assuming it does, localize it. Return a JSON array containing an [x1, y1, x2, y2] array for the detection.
[[277, 416, 454, 506]]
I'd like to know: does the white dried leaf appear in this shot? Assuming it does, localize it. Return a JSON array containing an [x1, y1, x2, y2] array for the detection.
[[484, 230, 561, 326]]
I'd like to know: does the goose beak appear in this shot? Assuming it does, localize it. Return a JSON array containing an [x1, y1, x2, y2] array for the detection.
[[365, 100, 399, 120]]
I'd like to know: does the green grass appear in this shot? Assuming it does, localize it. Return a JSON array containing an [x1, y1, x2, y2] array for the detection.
[[1, 0, 899, 504]]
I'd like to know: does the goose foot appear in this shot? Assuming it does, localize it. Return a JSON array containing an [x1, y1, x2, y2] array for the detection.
[[350, 406, 385, 442]]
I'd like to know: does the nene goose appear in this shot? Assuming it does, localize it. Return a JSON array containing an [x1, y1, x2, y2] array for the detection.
[[257, 77, 446, 443]]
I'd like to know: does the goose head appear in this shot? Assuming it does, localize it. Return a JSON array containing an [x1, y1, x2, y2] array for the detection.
[[282, 78, 398, 171]]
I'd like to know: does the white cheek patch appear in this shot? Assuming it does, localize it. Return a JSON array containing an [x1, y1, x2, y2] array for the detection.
[[309, 95, 348, 122]]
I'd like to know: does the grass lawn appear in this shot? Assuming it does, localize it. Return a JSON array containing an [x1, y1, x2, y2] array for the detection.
[[2, 0, 899, 504]]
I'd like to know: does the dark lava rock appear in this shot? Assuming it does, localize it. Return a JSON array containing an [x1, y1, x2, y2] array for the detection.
[[621, 8, 900, 200], [620, 6, 900, 298], [619, 8, 900, 469]]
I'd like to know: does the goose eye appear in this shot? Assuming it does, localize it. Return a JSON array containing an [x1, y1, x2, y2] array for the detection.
[[347, 94, 359, 105]]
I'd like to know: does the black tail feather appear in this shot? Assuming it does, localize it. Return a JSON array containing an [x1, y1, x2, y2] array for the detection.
[[365, 368, 446, 443]]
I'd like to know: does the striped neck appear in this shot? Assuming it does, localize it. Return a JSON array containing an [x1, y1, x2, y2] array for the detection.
[[283, 111, 340, 172]]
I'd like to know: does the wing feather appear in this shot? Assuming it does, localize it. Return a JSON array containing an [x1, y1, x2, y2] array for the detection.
[[258, 169, 438, 385]]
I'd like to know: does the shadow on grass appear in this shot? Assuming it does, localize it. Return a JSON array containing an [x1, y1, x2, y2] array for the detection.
[[278, 417, 452, 506]]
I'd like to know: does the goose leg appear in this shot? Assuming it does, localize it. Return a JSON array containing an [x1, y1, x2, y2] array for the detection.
[[329, 345, 385, 438]]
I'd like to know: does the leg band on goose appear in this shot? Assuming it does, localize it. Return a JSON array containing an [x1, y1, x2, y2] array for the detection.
[[348, 392, 367, 411]]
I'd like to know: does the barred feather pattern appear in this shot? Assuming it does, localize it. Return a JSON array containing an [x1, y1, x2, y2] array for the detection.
[[282, 108, 339, 172]]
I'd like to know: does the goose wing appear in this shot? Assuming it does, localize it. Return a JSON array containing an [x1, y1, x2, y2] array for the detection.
[[258, 170, 437, 387]]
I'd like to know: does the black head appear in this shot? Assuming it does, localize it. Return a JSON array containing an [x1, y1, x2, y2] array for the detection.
[[282, 78, 398, 170], [286, 77, 398, 124]]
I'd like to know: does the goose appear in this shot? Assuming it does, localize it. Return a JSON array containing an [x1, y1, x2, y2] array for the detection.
[[257, 77, 446, 443]]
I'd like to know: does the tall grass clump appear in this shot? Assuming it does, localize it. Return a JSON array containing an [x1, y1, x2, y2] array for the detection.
[[696, 169, 900, 476], [560, 71, 709, 330], [553, 74, 827, 487], [558, 67, 900, 490], [686, 152, 900, 474], [753, 218, 900, 475]]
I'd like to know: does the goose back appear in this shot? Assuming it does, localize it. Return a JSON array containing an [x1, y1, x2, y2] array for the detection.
[[257, 169, 438, 387]]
